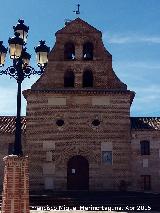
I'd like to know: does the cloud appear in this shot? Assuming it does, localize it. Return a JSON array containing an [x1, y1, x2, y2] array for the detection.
[[112, 60, 160, 86], [0, 74, 41, 115], [22, 75, 39, 90], [131, 84, 160, 116], [0, 86, 17, 115], [113, 61, 160, 83], [0, 75, 39, 115], [114, 61, 160, 70], [111, 61, 160, 116], [103, 33, 160, 44]]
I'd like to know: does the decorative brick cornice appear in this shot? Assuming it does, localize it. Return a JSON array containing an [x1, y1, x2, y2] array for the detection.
[[23, 88, 135, 103], [26, 88, 133, 93]]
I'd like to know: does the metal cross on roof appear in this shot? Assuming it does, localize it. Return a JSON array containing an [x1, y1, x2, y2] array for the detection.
[[73, 4, 80, 15]]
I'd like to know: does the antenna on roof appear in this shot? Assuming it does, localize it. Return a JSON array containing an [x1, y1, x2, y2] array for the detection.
[[64, 19, 72, 26], [73, 4, 80, 16]]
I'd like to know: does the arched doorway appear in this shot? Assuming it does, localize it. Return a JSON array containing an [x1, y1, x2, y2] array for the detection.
[[67, 155, 89, 190]]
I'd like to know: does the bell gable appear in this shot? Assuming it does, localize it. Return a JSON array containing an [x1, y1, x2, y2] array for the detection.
[[31, 18, 128, 91]]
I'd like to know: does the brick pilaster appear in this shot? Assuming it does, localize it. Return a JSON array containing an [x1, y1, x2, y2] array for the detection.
[[1, 155, 29, 213]]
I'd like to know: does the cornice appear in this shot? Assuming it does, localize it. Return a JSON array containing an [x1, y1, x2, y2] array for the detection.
[[23, 88, 135, 105]]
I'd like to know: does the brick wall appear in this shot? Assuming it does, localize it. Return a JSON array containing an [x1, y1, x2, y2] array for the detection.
[[1, 155, 29, 213], [0, 134, 26, 191], [23, 18, 135, 192], [23, 90, 133, 191], [0, 18, 159, 194], [131, 130, 160, 192]]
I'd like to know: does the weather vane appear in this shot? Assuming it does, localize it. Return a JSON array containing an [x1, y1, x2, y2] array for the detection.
[[73, 4, 80, 15]]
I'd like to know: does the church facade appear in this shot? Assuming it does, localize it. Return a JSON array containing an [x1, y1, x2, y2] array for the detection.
[[0, 18, 160, 193]]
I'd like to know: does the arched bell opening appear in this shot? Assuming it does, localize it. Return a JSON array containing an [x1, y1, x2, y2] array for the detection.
[[83, 42, 93, 60], [64, 42, 75, 60], [82, 70, 93, 87]]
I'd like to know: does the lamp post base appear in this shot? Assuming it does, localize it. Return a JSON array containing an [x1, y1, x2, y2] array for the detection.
[[1, 155, 29, 213]]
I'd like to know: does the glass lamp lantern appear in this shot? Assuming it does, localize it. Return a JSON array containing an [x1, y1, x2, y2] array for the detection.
[[8, 32, 24, 59], [21, 48, 31, 66], [35, 40, 50, 68], [0, 41, 7, 67], [13, 20, 29, 43]]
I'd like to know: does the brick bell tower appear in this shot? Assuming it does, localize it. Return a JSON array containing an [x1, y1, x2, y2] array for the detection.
[[23, 18, 135, 191]]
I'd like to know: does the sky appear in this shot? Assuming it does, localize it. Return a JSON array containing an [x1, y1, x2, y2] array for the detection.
[[0, 0, 160, 117]]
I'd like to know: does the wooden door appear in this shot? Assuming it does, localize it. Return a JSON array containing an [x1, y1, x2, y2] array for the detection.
[[67, 155, 89, 190]]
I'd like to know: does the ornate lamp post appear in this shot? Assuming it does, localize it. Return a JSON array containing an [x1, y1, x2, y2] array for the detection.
[[0, 19, 50, 156], [0, 20, 50, 213]]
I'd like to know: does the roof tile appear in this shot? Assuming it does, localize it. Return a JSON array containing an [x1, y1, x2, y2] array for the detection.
[[131, 117, 160, 130], [0, 116, 159, 133], [0, 116, 26, 134]]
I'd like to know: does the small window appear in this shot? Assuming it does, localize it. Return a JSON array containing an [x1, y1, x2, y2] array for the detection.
[[83, 42, 93, 60], [56, 119, 64, 126], [92, 119, 100, 126], [82, 70, 93, 87], [8, 143, 14, 155], [64, 71, 75, 87], [141, 175, 151, 190], [102, 151, 112, 165], [64, 42, 75, 60], [140, 140, 150, 155]]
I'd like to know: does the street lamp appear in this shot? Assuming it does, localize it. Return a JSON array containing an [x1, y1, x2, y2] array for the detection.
[[0, 19, 50, 156]]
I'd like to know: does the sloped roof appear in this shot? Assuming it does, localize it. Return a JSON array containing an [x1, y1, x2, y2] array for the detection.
[[0, 116, 160, 134], [56, 18, 102, 35], [0, 116, 26, 134], [131, 117, 160, 130]]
